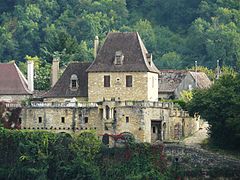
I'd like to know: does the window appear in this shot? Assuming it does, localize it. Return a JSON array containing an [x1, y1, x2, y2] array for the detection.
[[153, 126, 156, 133], [126, 116, 129, 123], [114, 51, 124, 65], [84, 117, 88, 123], [188, 84, 193, 90], [61, 117, 65, 123], [106, 106, 110, 119], [146, 53, 152, 66], [70, 74, 78, 90], [72, 80, 77, 88], [38, 117, 42, 123], [104, 75, 110, 87], [19, 117, 22, 124], [126, 75, 132, 87]]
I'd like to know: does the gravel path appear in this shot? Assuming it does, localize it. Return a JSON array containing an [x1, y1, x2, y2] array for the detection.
[[182, 122, 209, 148]]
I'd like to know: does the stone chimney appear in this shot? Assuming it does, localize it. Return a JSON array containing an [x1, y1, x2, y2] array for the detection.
[[51, 57, 59, 87], [94, 36, 99, 59], [27, 60, 34, 92]]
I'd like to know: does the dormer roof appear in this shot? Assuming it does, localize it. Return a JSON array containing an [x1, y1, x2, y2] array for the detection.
[[87, 32, 159, 73], [0, 62, 32, 95], [44, 62, 91, 98]]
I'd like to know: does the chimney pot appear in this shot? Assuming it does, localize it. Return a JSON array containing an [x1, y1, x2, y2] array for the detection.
[[94, 36, 99, 59], [27, 60, 34, 92], [51, 57, 60, 87]]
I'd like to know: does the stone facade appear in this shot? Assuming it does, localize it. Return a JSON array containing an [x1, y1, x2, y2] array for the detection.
[[21, 101, 201, 143], [19, 32, 204, 144], [88, 72, 158, 102]]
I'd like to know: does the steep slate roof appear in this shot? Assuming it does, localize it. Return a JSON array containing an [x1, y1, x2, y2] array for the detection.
[[158, 70, 188, 93], [87, 32, 159, 73], [44, 62, 91, 98], [0, 63, 31, 95], [189, 71, 212, 88]]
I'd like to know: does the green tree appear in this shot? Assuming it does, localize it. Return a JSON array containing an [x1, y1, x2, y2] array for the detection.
[[187, 74, 240, 149]]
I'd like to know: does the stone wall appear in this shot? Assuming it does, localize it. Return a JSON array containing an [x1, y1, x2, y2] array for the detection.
[[88, 72, 158, 102], [21, 101, 200, 144], [21, 106, 104, 135]]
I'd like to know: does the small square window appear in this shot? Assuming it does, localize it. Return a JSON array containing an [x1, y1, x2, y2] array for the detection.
[[61, 117, 65, 123], [104, 76, 110, 87], [126, 116, 129, 123], [126, 75, 132, 87], [38, 117, 42, 123], [72, 80, 77, 88], [84, 117, 88, 124]]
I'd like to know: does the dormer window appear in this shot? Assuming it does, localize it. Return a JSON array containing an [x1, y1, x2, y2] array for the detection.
[[70, 74, 79, 91], [146, 53, 152, 66], [114, 51, 124, 65]]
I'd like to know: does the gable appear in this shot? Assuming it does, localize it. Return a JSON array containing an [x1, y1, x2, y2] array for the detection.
[[0, 63, 31, 95]]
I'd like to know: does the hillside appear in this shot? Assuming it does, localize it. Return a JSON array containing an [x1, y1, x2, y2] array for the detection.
[[0, 0, 239, 70]]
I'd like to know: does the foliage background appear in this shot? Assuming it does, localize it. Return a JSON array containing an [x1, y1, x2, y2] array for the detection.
[[0, 0, 239, 71]]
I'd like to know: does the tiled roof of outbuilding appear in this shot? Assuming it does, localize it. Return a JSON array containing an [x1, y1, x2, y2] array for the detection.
[[189, 71, 212, 88], [158, 70, 212, 93], [44, 62, 91, 98], [158, 70, 188, 92], [0, 63, 31, 95], [87, 32, 159, 73]]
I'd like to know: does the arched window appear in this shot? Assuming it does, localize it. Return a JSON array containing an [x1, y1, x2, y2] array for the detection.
[[114, 51, 124, 65], [70, 74, 79, 91]]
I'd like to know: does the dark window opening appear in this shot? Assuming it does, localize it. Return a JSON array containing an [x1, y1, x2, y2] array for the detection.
[[72, 80, 77, 88], [61, 117, 65, 123], [70, 74, 78, 90], [104, 75, 110, 87], [106, 106, 110, 119], [99, 109, 103, 119], [19, 117, 22, 124], [126, 116, 129, 123], [38, 117, 42, 123], [153, 126, 156, 133], [84, 117, 88, 123], [126, 75, 132, 87]]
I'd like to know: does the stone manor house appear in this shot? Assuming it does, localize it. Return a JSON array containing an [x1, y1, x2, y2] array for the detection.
[[1, 32, 209, 143]]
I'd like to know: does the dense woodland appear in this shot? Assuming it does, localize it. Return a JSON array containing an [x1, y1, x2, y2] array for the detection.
[[0, 0, 239, 155], [0, 0, 239, 71]]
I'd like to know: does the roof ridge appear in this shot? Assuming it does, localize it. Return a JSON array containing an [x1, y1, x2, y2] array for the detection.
[[136, 32, 159, 73]]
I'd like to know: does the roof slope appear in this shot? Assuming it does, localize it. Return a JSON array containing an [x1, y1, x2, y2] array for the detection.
[[190, 71, 212, 88], [87, 32, 159, 73], [158, 70, 188, 92], [0, 63, 31, 95], [44, 62, 91, 98]]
